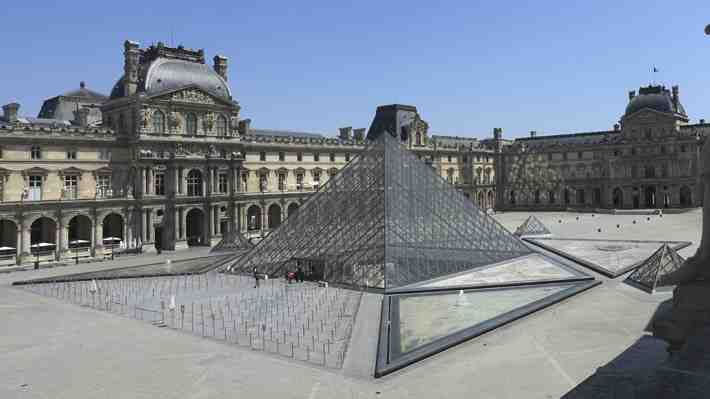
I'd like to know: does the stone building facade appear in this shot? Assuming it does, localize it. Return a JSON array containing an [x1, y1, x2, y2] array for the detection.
[[0, 40, 495, 265], [497, 84, 708, 211]]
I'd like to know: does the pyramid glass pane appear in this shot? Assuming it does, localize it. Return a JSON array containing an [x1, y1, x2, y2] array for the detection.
[[210, 230, 254, 254], [409, 253, 579, 289], [514, 215, 552, 236], [525, 238, 691, 277], [375, 279, 600, 377], [626, 244, 685, 292], [396, 285, 569, 354], [227, 132, 532, 291]]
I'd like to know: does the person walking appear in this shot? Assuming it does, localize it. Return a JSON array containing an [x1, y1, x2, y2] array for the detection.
[[296, 266, 304, 283], [253, 266, 259, 288]]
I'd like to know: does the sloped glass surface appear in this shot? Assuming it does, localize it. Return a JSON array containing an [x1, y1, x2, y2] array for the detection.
[[526, 238, 691, 277], [409, 254, 578, 289], [626, 244, 685, 292], [396, 285, 568, 354], [228, 132, 531, 291]]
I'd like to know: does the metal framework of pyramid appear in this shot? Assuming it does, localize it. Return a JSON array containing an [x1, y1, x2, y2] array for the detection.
[[227, 131, 533, 291], [210, 230, 254, 254], [625, 244, 685, 293], [514, 215, 552, 237]]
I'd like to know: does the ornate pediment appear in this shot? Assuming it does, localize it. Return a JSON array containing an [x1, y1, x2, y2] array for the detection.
[[169, 88, 219, 105]]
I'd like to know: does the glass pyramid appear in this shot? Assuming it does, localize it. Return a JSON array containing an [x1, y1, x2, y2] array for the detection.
[[514, 215, 552, 237], [626, 244, 685, 293], [210, 230, 254, 254], [227, 131, 532, 291]]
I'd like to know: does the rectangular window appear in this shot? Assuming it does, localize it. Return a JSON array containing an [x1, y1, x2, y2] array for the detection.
[[278, 173, 286, 191], [313, 171, 321, 190], [31, 146, 41, 160], [297, 152, 303, 162], [314, 153, 320, 162], [0, 147, 4, 158], [278, 152, 285, 161], [296, 173, 304, 191], [577, 151, 583, 160], [67, 150, 77, 160], [154, 173, 165, 196], [345, 153, 350, 162], [259, 151, 266, 161], [259, 174, 267, 192], [218, 173, 228, 193], [28, 175, 42, 201], [64, 175, 78, 199], [98, 149, 111, 160], [447, 155, 452, 163], [329, 153, 335, 162], [97, 175, 112, 198], [241, 173, 248, 192]]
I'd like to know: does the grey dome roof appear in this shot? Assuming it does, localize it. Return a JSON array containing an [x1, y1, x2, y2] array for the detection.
[[110, 58, 231, 100], [624, 87, 686, 117]]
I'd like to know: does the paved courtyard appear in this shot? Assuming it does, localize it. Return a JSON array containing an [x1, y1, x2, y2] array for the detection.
[[0, 210, 702, 399]]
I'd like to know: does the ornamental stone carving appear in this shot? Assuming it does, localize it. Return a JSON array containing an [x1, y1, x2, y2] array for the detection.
[[171, 89, 216, 105], [139, 107, 151, 130]]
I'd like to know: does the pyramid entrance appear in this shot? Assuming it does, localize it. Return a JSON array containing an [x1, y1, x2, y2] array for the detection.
[[227, 131, 533, 291]]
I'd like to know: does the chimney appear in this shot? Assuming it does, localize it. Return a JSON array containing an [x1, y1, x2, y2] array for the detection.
[[613, 123, 620, 131], [123, 40, 141, 97], [238, 118, 251, 135], [2, 102, 19, 123], [493, 128, 502, 140], [353, 128, 366, 142], [672, 85, 679, 104], [75, 107, 90, 127], [530, 130, 537, 138], [339, 126, 353, 140], [628, 90, 636, 101], [213, 55, 228, 81]]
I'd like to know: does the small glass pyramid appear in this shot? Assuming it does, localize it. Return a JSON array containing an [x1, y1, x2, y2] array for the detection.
[[626, 244, 685, 293]]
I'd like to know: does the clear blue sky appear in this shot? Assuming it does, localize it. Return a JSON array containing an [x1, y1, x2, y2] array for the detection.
[[2, 0, 709, 139]]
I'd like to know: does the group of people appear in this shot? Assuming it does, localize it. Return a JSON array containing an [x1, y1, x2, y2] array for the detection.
[[252, 266, 306, 288]]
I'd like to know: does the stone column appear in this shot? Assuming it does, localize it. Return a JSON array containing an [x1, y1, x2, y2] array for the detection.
[[21, 224, 30, 259], [140, 168, 147, 197], [90, 220, 97, 257], [16, 226, 22, 265], [260, 204, 266, 236], [172, 167, 179, 196], [58, 222, 67, 261], [201, 169, 207, 196], [209, 205, 216, 236], [180, 168, 187, 195]]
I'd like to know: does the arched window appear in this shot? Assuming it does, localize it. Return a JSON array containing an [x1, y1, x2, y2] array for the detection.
[[152, 110, 165, 133], [185, 113, 197, 135], [415, 132, 422, 146], [216, 115, 228, 136], [187, 170, 203, 196]]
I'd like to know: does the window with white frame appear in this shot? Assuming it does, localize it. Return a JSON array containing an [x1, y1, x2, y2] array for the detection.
[[312, 170, 321, 190], [278, 173, 286, 191], [67, 150, 77, 160], [27, 175, 42, 200], [63, 175, 78, 199], [97, 175, 112, 198]]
